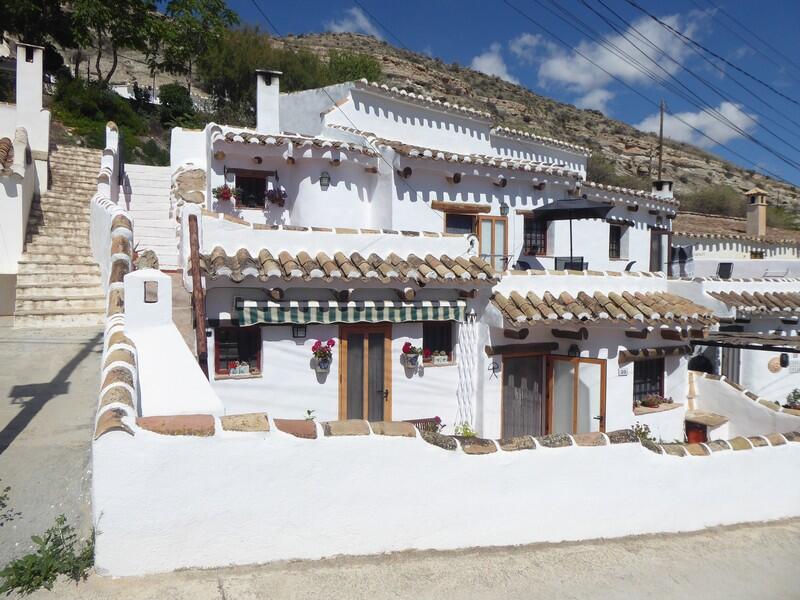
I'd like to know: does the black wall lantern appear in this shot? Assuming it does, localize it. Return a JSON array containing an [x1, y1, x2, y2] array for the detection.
[[319, 171, 331, 191], [567, 344, 580, 357], [780, 353, 790, 368], [292, 325, 307, 339]]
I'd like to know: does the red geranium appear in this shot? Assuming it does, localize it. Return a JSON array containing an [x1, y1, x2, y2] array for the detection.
[[402, 342, 422, 354], [312, 339, 335, 360]]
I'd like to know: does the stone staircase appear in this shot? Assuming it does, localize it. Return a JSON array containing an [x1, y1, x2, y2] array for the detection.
[[122, 164, 176, 269], [14, 145, 105, 327]]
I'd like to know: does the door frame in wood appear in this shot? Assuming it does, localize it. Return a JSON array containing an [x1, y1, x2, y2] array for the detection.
[[545, 355, 607, 434], [500, 351, 547, 439], [477, 215, 509, 271], [338, 323, 392, 421]]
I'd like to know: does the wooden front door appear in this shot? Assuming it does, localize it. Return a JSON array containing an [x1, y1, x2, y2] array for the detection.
[[502, 355, 545, 438], [547, 357, 606, 434], [339, 324, 392, 421]]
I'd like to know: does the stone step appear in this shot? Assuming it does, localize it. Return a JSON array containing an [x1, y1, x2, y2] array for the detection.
[[37, 197, 93, 207], [26, 232, 90, 245], [23, 245, 93, 259], [17, 263, 100, 277], [15, 282, 103, 297], [16, 271, 102, 285], [16, 295, 106, 311], [19, 253, 98, 266], [14, 309, 105, 328], [28, 212, 90, 223], [26, 226, 90, 239], [27, 220, 90, 231], [30, 206, 90, 217]]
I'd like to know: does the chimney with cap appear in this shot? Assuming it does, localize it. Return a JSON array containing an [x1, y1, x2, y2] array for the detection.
[[651, 179, 673, 200], [256, 69, 282, 134], [745, 187, 768, 237]]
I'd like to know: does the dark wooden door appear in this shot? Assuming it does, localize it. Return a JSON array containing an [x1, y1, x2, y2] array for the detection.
[[502, 355, 545, 438], [650, 230, 663, 272], [340, 325, 391, 421]]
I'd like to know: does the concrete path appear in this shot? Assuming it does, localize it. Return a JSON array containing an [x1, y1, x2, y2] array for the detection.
[[24, 518, 800, 599], [0, 318, 102, 566]]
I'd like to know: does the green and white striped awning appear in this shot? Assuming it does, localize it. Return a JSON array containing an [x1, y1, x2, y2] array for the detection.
[[236, 299, 467, 326]]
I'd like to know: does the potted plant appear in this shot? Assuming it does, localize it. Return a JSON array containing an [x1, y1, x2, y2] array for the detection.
[[431, 350, 449, 366], [266, 186, 288, 208], [640, 394, 665, 408], [312, 338, 335, 373], [402, 342, 422, 366], [784, 388, 800, 409], [212, 184, 241, 203]]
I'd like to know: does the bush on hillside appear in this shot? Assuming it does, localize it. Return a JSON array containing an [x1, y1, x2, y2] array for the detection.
[[677, 184, 745, 218], [586, 154, 650, 191]]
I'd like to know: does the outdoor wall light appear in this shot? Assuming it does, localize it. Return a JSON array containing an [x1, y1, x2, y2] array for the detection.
[[319, 171, 331, 191], [567, 344, 580, 357], [499, 203, 510, 216], [292, 325, 307, 338], [780, 353, 790, 368]]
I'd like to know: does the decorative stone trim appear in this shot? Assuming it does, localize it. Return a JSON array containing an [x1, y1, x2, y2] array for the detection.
[[101, 366, 134, 390], [274, 419, 317, 439], [498, 436, 536, 451], [641, 439, 662, 454], [460, 437, 498, 454], [420, 430, 457, 451], [571, 432, 608, 446], [684, 443, 710, 456], [220, 413, 270, 432], [660, 443, 687, 457], [536, 433, 572, 448], [765, 433, 786, 446], [94, 408, 134, 440], [111, 215, 132, 230], [107, 331, 135, 348], [106, 288, 124, 316], [103, 348, 136, 369], [728, 436, 753, 451], [607, 429, 639, 444], [108, 258, 130, 286], [783, 431, 800, 442], [370, 421, 416, 437], [747, 436, 769, 448], [99, 386, 135, 410], [705, 440, 730, 452], [322, 420, 371, 437], [136, 414, 215, 437]]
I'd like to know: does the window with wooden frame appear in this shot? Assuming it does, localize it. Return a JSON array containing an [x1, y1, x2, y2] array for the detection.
[[523, 217, 547, 256], [229, 169, 277, 209], [214, 326, 262, 377], [609, 224, 623, 259], [445, 213, 476, 235], [422, 322, 454, 363], [633, 357, 664, 404]]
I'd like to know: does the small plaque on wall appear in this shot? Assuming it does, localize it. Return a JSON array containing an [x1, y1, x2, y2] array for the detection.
[[618, 366, 630, 377]]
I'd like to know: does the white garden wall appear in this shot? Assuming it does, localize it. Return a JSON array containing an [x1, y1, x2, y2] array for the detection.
[[92, 424, 800, 577]]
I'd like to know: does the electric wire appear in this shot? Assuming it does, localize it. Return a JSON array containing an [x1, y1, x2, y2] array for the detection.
[[580, 0, 800, 161], [503, 0, 795, 185], [623, 0, 800, 109]]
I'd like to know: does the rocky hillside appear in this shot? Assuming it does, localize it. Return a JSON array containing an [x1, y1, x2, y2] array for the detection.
[[279, 32, 800, 208]]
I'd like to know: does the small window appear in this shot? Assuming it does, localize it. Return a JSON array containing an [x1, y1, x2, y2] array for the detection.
[[445, 213, 475, 235], [750, 249, 765, 259], [25, 47, 34, 63], [143, 280, 158, 303], [215, 326, 262, 376], [236, 175, 266, 209], [422, 322, 453, 363], [523, 218, 547, 256], [633, 358, 664, 405], [609, 225, 623, 259]]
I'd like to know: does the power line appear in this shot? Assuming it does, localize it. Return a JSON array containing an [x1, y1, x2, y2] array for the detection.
[[535, 0, 800, 173], [590, 0, 800, 138], [502, 0, 795, 185], [249, 0, 281, 36], [352, 0, 411, 50], [623, 0, 800, 109], [581, 0, 800, 162], [694, 0, 800, 78]]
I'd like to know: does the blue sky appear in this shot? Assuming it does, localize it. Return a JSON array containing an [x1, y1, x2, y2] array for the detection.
[[232, 0, 800, 186]]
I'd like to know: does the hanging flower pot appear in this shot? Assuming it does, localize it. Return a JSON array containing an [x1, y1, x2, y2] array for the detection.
[[312, 338, 335, 373], [212, 184, 241, 202], [402, 342, 422, 367]]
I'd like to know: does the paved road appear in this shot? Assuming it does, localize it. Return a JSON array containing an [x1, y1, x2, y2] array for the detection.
[[0, 318, 101, 567], [24, 518, 800, 599]]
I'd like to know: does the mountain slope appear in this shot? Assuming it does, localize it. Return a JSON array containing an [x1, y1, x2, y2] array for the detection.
[[280, 32, 800, 208]]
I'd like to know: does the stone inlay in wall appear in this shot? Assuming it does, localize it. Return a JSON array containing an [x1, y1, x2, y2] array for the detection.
[[323, 420, 371, 437], [220, 413, 270, 432], [370, 421, 416, 437], [571, 432, 607, 446], [99, 386, 134, 409], [705, 440, 730, 452], [536, 433, 572, 448], [274, 419, 317, 439], [136, 414, 215, 437], [606, 429, 639, 444], [420, 430, 457, 451], [94, 408, 134, 440], [498, 436, 536, 451], [172, 167, 206, 205], [460, 437, 497, 454], [101, 366, 134, 390], [727, 437, 753, 451]]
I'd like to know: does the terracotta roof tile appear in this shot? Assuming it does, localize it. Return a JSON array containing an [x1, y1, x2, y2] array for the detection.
[[708, 290, 800, 314], [200, 247, 498, 285], [673, 211, 800, 245], [0, 137, 13, 171]]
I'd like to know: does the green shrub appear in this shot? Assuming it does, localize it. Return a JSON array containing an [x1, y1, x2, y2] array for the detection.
[[0, 515, 94, 595], [326, 50, 381, 84], [677, 184, 746, 217], [586, 153, 650, 191], [158, 83, 195, 127], [767, 205, 799, 230]]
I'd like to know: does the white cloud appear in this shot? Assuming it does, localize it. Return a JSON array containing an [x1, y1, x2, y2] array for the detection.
[[575, 89, 614, 112], [635, 101, 757, 147], [509, 33, 556, 65], [325, 7, 383, 39], [470, 43, 519, 84]]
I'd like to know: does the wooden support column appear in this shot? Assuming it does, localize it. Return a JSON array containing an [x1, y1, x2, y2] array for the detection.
[[188, 214, 209, 379]]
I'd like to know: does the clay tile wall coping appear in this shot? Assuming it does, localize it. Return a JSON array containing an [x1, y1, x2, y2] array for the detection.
[[94, 408, 134, 440], [274, 418, 318, 439], [221, 413, 270, 432], [137, 414, 215, 437], [370, 421, 416, 437], [323, 420, 371, 436]]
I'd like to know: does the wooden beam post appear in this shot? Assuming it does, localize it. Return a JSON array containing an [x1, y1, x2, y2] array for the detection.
[[397, 287, 416, 302], [268, 287, 285, 301], [503, 328, 529, 340], [552, 327, 588, 340], [188, 214, 209, 379]]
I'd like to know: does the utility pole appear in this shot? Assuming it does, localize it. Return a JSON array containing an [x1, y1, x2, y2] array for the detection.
[[657, 99, 665, 180]]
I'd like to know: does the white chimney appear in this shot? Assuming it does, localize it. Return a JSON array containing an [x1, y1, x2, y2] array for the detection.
[[745, 187, 768, 237], [15, 43, 44, 115], [651, 179, 673, 200], [256, 69, 282, 134]]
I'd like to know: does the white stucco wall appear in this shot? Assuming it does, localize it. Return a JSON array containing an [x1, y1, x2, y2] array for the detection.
[[92, 427, 800, 576], [693, 375, 800, 437]]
